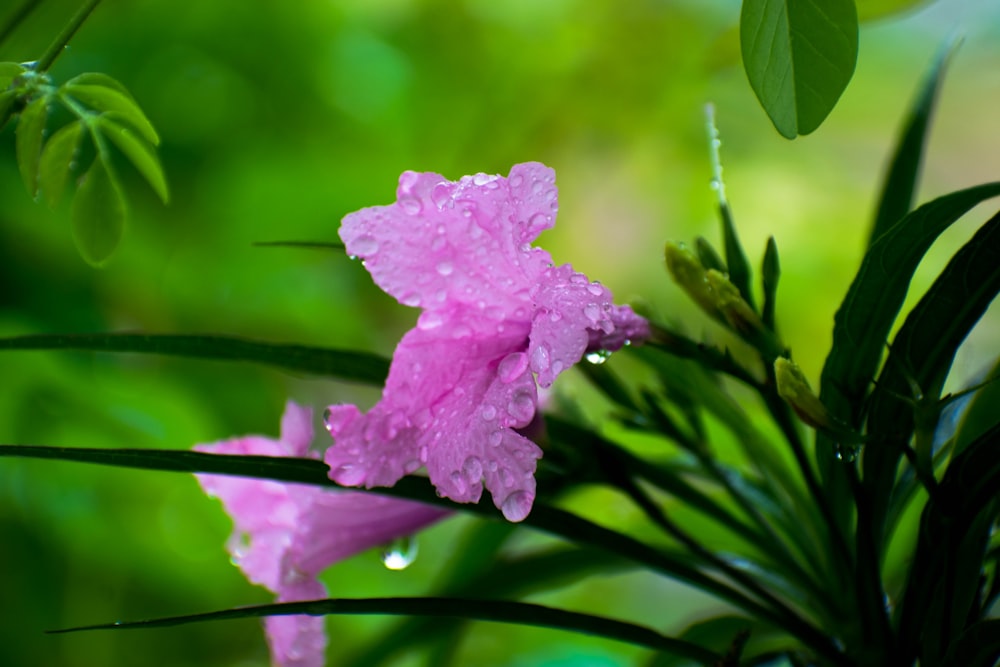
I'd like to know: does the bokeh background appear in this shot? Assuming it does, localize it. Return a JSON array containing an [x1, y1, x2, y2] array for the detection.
[[1, 0, 998, 665]]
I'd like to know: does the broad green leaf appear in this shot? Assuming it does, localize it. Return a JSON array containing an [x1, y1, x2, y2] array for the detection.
[[61, 82, 159, 145], [864, 210, 1000, 547], [50, 596, 722, 664], [0, 333, 391, 385], [868, 42, 956, 247], [857, 0, 932, 22], [15, 94, 48, 196], [96, 114, 169, 202], [71, 158, 127, 266], [761, 236, 780, 331], [740, 0, 859, 138], [819, 183, 1000, 432], [37, 120, 83, 207]]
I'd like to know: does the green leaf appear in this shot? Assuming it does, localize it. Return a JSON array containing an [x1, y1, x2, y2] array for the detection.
[[0, 333, 391, 385], [649, 615, 791, 667], [0, 89, 18, 131], [61, 82, 159, 145], [740, 0, 859, 138], [71, 158, 127, 266], [0, 61, 27, 86], [50, 596, 722, 664], [868, 41, 956, 247], [940, 619, 1000, 667], [96, 114, 169, 202], [761, 236, 780, 331], [819, 183, 1000, 432], [694, 237, 726, 273], [37, 120, 84, 207], [15, 94, 48, 197], [951, 357, 1000, 459], [718, 202, 754, 309], [63, 72, 134, 97], [857, 0, 932, 22], [252, 240, 347, 251], [864, 210, 1000, 547]]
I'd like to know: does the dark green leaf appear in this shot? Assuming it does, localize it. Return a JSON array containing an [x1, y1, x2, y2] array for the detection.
[[761, 236, 780, 331], [940, 619, 1000, 667], [740, 0, 859, 138], [0, 61, 27, 86], [649, 615, 791, 667], [50, 596, 722, 664], [868, 41, 956, 247], [38, 120, 83, 207], [61, 82, 159, 145], [819, 183, 1000, 432], [719, 202, 754, 309], [96, 114, 169, 202], [865, 210, 1000, 544], [71, 158, 127, 266], [15, 94, 48, 196], [951, 357, 1000, 460], [0, 333, 390, 385], [0, 88, 19, 131], [694, 236, 726, 273]]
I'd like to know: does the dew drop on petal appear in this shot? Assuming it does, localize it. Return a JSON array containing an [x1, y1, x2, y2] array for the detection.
[[352, 235, 379, 256], [507, 392, 535, 423], [584, 303, 602, 323], [529, 212, 548, 229], [450, 470, 468, 495], [531, 345, 550, 372], [333, 464, 367, 486], [585, 349, 611, 365], [399, 197, 422, 215], [481, 404, 497, 421], [499, 467, 514, 487], [403, 459, 422, 473], [497, 352, 529, 383], [587, 283, 603, 296], [462, 455, 483, 481], [382, 535, 418, 570], [402, 292, 421, 307], [510, 173, 523, 188], [418, 312, 444, 330], [436, 261, 454, 276], [501, 491, 532, 522], [489, 431, 503, 448], [431, 183, 452, 210]]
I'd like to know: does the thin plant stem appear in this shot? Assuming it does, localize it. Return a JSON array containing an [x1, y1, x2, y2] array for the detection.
[[36, 0, 102, 72], [0, 0, 43, 49]]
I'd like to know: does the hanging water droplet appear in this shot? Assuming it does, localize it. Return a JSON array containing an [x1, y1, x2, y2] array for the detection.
[[834, 444, 859, 463], [322, 407, 334, 432], [431, 183, 452, 210], [501, 490, 532, 522], [528, 212, 549, 229], [381, 535, 418, 570], [585, 349, 611, 365], [351, 235, 379, 256], [333, 464, 367, 486], [401, 292, 421, 307], [497, 352, 528, 383]]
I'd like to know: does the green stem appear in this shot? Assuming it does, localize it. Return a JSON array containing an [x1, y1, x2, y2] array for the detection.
[[0, 0, 42, 49], [51, 596, 723, 665], [36, 0, 103, 72]]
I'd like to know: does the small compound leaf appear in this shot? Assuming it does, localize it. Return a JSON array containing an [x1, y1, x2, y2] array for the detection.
[[71, 159, 127, 266], [63, 72, 133, 98], [15, 95, 48, 197], [97, 114, 169, 202], [61, 82, 159, 145], [38, 120, 84, 207], [740, 0, 859, 138]]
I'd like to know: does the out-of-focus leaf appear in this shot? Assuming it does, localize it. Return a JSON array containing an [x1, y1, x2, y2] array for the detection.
[[61, 82, 159, 145], [864, 210, 1000, 545], [694, 237, 726, 273], [0, 61, 26, 86], [718, 202, 754, 309], [648, 615, 791, 667], [0, 89, 20, 131], [868, 41, 956, 247], [857, 0, 932, 22], [37, 120, 83, 207], [252, 240, 347, 251], [15, 94, 48, 197], [0, 63, 26, 129], [761, 236, 780, 331], [740, 0, 858, 138], [51, 596, 722, 664], [940, 619, 1000, 667], [96, 114, 169, 202], [951, 357, 1000, 460], [63, 72, 133, 97], [0, 333, 391, 385], [71, 158, 127, 266]]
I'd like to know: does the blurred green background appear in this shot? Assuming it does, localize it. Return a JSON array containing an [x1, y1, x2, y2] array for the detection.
[[1, 0, 998, 665]]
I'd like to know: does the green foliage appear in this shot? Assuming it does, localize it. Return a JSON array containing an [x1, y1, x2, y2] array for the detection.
[[71, 158, 126, 265], [740, 0, 859, 138]]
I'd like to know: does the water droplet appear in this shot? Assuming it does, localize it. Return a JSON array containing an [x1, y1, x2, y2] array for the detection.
[[462, 456, 483, 481], [481, 405, 497, 420], [489, 431, 503, 447], [399, 196, 422, 215], [431, 183, 452, 209], [418, 312, 443, 330], [323, 407, 354, 434], [584, 303, 602, 323], [450, 470, 468, 495], [501, 491, 532, 522], [587, 283, 603, 296], [529, 212, 549, 229], [531, 180, 544, 195], [499, 467, 515, 487], [531, 344, 550, 371], [569, 273, 587, 285], [510, 174, 523, 187], [381, 536, 418, 570], [585, 349, 611, 365], [401, 292, 421, 307], [434, 289, 447, 302], [403, 459, 422, 473], [473, 173, 497, 186], [436, 261, 454, 276], [398, 170, 419, 194], [551, 361, 564, 375], [497, 352, 528, 383], [351, 235, 379, 256], [487, 459, 498, 472], [333, 464, 367, 486], [507, 391, 535, 422], [834, 444, 859, 463]]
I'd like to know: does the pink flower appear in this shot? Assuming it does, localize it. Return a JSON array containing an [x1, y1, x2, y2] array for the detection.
[[324, 162, 649, 522], [195, 401, 448, 667]]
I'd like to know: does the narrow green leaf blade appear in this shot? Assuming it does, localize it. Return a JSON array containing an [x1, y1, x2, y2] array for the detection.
[[740, 0, 859, 138], [868, 42, 956, 247], [62, 82, 159, 145], [49, 597, 722, 664], [819, 183, 1000, 431], [15, 94, 48, 196], [38, 119, 83, 207], [71, 158, 127, 266], [96, 114, 169, 202], [761, 236, 780, 330], [951, 357, 1000, 459], [0, 333, 390, 385]]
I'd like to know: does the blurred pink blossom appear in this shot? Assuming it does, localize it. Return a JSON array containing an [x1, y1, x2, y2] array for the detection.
[[195, 401, 447, 667], [325, 163, 649, 522]]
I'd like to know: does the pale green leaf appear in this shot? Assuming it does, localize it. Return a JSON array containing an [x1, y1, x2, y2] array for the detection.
[[61, 83, 159, 145], [71, 159, 127, 266], [38, 120, 84, 207], [97, 114, 169, 202], [15, 95, 48, 196], [741, 0, 859, 138]]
